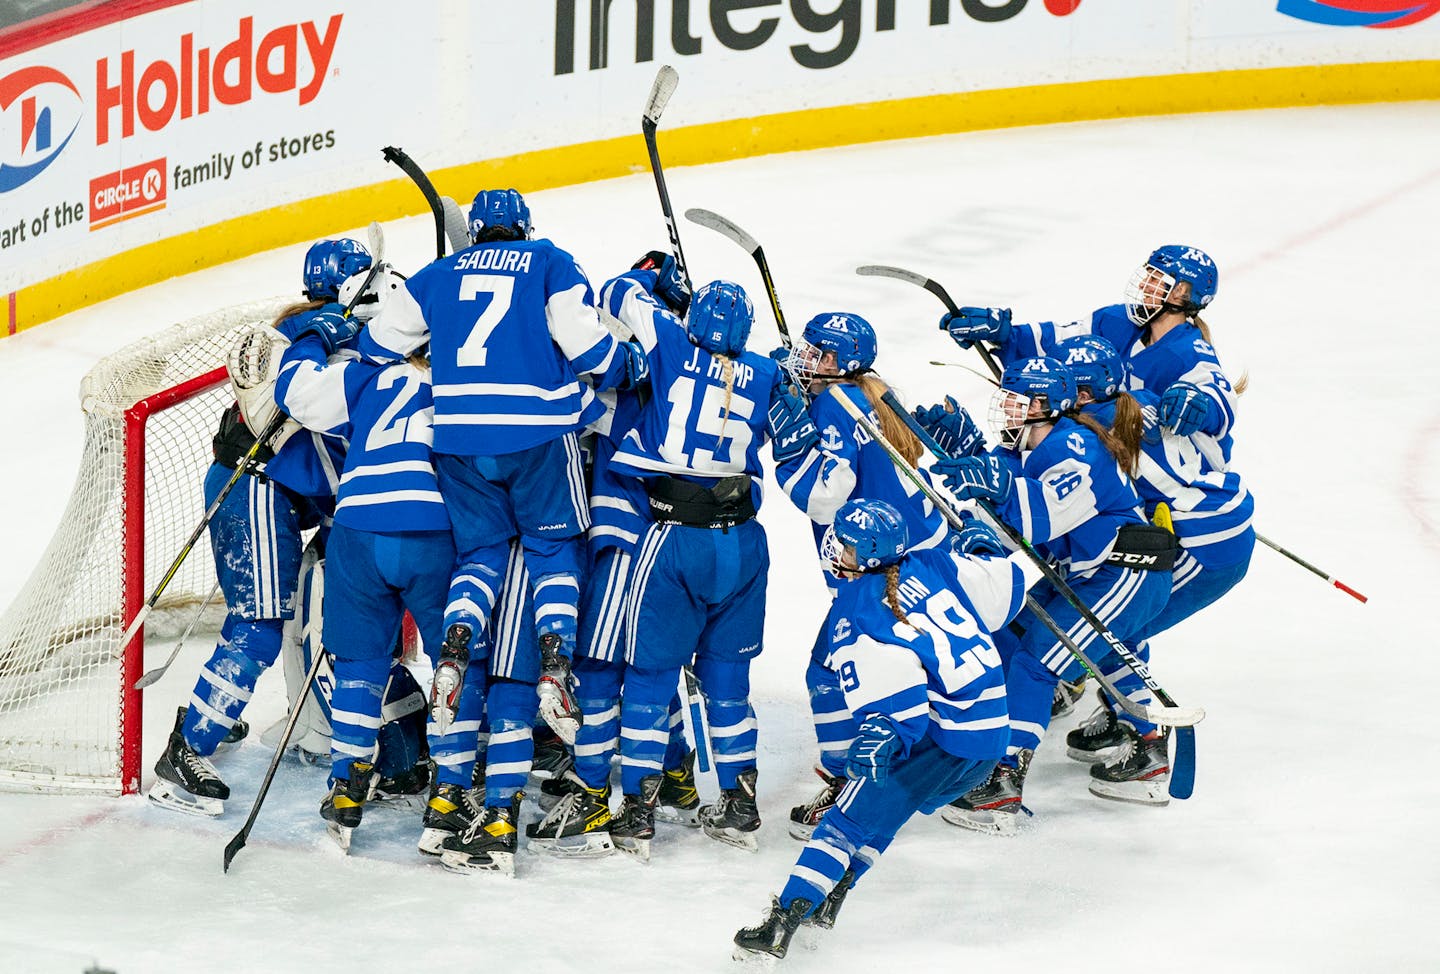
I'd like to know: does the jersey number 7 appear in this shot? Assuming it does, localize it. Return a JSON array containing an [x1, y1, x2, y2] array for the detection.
[[457, 274, 515, 367]]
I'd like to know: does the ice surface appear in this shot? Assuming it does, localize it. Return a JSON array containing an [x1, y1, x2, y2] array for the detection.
[[1, 102, 1438, 973]]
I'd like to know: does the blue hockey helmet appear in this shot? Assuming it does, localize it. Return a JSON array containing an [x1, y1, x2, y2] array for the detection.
[[991, 356, 1076, 449], [687, 280, 754, 357], [303, 238, 372, 301], [1124, 244, 1218, 326], [788, 312, 877, 384], [1056, 335, 1126, 401], [822, 498, 910, 574], [468, 188, 533, 243]]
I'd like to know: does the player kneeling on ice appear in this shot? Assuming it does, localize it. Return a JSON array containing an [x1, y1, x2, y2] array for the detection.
[[733, 498, 1040, 963]]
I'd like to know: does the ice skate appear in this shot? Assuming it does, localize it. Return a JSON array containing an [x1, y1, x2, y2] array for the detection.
[[375, 759, 431, 804], [440, 793, 523, 876], [525, 772, 614, 857], [940, 750, 1030, 836], [1089, 726, 1170, 806], [529, 726, 573, 782], [320, 762, 377, 853], [794, 870, 854, 951], [429, 623, 471, 734], [418, 780, 485, 856], [787, 765, 844, 841], [1051, 675, 1087, 719], [700, 767, 760, 852], [1066, 691, 1127, 763], [732, 895, 813, 965], [656, 749, 701, 827], [536, 633, 581, 745], [148, 709, 229, 817], [609, 775, 661, 862]]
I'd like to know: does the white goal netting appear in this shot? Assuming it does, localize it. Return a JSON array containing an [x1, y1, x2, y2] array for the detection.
[[0, 298, 290, 794]]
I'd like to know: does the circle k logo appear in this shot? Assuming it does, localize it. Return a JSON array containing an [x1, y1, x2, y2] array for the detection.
[[0, 66, 83, 194], [1276, 0, 1440, 27]]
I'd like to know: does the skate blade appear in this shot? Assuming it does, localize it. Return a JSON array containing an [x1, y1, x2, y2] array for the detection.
[[1066, 744, 1121, 764], [439, 849, 515, 876], [703, 824, 760, 853], [786, 821, 817, 842], [417, 828, 454, 857], [730, 944, 781, 968], [326, 821, 354, 854], [655, 804, 701, 827], [527, 833, 615, 858], [612, 835, 651, 863], [1088, 777, 1170, 807], [939, 805, 1020, 837], [147, 781, 223, 818]]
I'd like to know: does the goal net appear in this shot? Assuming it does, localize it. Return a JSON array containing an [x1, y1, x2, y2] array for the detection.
[[0, 298, 291, 795]]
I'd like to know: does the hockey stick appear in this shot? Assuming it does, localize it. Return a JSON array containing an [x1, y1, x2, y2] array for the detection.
[[929, 360, 1001, 385], [382, 145, 446, 261], [132, 580, 222, 690], [865, 388, 1200, 796], [440, 196, 471, 255], [642, 65, 692, 292], [1255, 532, 1367, 603], [224, 637, 330, 872], [856, 264, 1005, 382], [681, 664, 712, 774], [684, 207, 790, 347]]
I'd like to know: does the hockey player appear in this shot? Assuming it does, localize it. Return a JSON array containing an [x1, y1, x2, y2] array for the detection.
[[605, 278, 813, 859], [925, 357, 1175, 833], [358, 189, 647, 749], [148, 239, 370, 817], [772, 312, 952, 841], [732, 498, 1040, 963], [527, 251, 699, 858], [1055, 335, 1253, 802]]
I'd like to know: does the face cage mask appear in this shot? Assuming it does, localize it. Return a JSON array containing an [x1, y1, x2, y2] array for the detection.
[[989, 387, 1051, 451], [819, 524, 858, 578], [786, 338, 837, 386], [1123, 263, 1178, 326]]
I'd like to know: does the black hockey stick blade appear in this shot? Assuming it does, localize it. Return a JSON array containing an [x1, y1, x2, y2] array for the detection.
[[643, 65, 680, 129], [382, 145, 445, 261]]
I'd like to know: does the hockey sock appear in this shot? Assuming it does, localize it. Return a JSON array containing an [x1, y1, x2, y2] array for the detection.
[[573, 656, 623, 790], [1105, 643, 1158, 735], [430, 662, 487, 787], [695, 657, 757, 791], [806, 657, 855, 779], [618, 664, 675, 795], [1004, 650, 1062, 755], [781, 813, 863, 906], [184, 616, 284, 756], [521, 534, 584, 654], [484, 678, 537, 805], [329, 654, 390, 780], [443, 551, 506, 653], [663, 692, 688, 770]]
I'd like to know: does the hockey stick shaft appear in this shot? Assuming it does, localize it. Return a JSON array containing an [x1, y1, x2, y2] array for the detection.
[[133, 579, 222, 690], [684, 207, 790, 347], [1256, 532, 1367, 603], [382, 145, 446, 261], [223, 639, 330, 872], [642, 66, 692, 292], [681, 664, 712, 774], [856, 264, 1004, 380]]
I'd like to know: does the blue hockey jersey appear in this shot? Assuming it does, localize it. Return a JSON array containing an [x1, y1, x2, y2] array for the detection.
[[987, 416, 1147, 575], [358, 238, 626, 457], [776, 381, 949, 558], [275, 335, 448, 534], [260, 306, 349, 503], [823, 546, 1041, 760]]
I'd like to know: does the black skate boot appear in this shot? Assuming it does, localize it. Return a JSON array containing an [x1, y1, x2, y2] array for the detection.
[[699, 766, 760, 852], [610, 774, 662, 862], [1089, 726, 1170, 806], [792, 870, 853, 952], [1066, 691, 1127, 764], [429, 623, 471, 734], [537, 633, 581, 745], [529, 725, 574, 782], [656, 749, 701, 827], [940, 749, 1032, 836], [418, 779, 485, 857], [1051, 675, 1087, 719], [732, 896, 814, 964], [148, 708, 230, 817], [787, 765, 844, 841], [320, 761, 377, 853], [526, 772, 614, 857], [376, 759, 431, 803], [440, 792, 523, 876]]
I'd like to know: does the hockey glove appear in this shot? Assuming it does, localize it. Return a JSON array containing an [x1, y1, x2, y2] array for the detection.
[[933, 454, 1014, 504], [1157, 381, 1216, 437], [940, 307, 1011, 350], [293, 306, 362, 356], [913, 396, 987, 458], [845, 715, 907, 786], [632, 249, 691, 318], [954, 512, 1005, 557], [617, 340, 651, 391], [768, 383, 819, 464]]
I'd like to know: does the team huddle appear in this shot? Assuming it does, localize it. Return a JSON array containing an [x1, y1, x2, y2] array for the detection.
[[146, 187, 1252, 963]]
